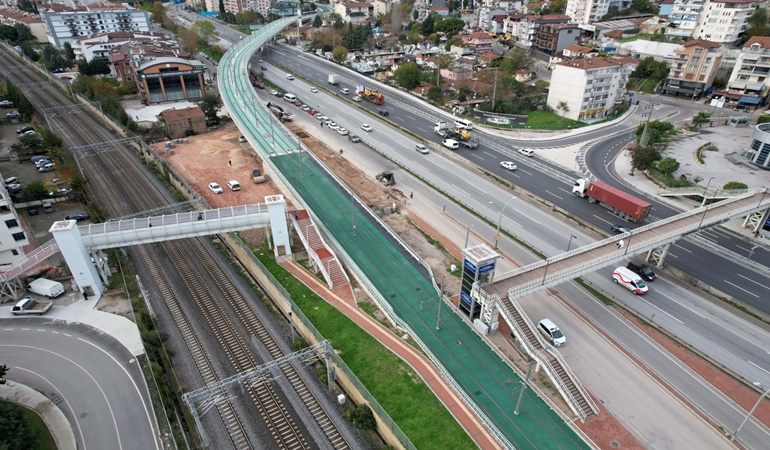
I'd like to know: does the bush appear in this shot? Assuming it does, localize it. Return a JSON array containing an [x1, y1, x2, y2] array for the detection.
[[758, 115, 770, 124], [345, 405, 376, 430], [723, 181, 748, 190]]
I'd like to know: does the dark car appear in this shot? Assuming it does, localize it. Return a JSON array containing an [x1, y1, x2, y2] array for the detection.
[[261, 65, 267, 70], [28, 206, 38, 216], [65, 213, 89, 221], [16, 126, 33, 134], [378, 109, 389, 116], [627, 260, 656, 281], [611, 224, 631, 234]]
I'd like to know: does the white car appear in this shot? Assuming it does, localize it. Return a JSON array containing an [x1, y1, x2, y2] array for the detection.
[[328, 121, 339, 130], [300, 104, 310, 111], [208, 182, 223, 194], [500, 161, 517, 171], [315, 113, 325, 120], [269, 89, 278, 96], [415, 144, 429, 154], [518, 148, 534, 157], [286, 74, 294, 80], [361, 124, 372, 132], [310, 87, 318, 93], [337, 127, 349, 136]]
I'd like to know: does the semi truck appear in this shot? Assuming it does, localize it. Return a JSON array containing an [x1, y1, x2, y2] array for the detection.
[[11, 297, 53, 315], [27, 278, 66, 298], [572, 178, 651, 222], [328, 74, 339, 85]]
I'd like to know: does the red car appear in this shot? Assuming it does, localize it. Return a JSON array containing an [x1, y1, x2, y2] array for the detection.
[[293, 100, 302, 107], [309, 109, 318, 115]]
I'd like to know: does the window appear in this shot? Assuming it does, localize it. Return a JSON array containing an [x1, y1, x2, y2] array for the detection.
[[11, 249, 18, 256], [688, 65, 696, 71], [5, 219, 18, 228], [694, 48, 703, 54], [12, 232, 25, 242]]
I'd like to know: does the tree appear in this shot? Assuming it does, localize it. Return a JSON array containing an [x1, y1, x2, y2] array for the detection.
[[334, 17, 344, 29], [394, 62, 422, 89], [744, 7, 769, 41], [0, 363, 6, 384], [191, 21, 217, 45], [178, 28, 200, 54], [332, 45, 348, 63], [0, 25, 18, 43], [19, 41, 38, 61], [235, 11, 263, 25], [13, 23, 34, 43], [656, 157, 680, 175], [0, 401, 40, 450], [412, 9, 419, 21], [690, 111, 712, 129], [631, 145, 661, 171], [427, 85, 442, 103], [557, 101, 570, 114], [196, 93, 222, 122], [26, 180, 49, 200], [434, 17, 466, 37], [345, 405, 376, 430], [39, 44, 67, 71], [632, 57, 668, 80], [151, 1, 166, 24], [62, 42, 76, 62], [313, 15, 322, 28], [422, 13, 435, 35], [723, 181, 749, 190]]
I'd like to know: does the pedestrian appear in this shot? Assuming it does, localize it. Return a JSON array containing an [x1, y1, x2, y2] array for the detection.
[[410, 191, 414, 199], [339, 148, 343, 155], [320, 122, 323, 127], [228, 160, 232, 166], [83, 291, 88, 301], [353, 224, 356, 236], [387, 193, 390, 200], [294, 211, 299, 219], [617, 239, 625, 249], [198, 212, 203, 221]]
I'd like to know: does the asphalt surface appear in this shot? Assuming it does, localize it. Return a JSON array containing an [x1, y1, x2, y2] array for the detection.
[[0, 319, 159, 450]]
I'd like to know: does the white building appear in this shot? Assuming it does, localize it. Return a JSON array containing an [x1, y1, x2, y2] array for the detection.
[[692, 0, 756, 44], [71, 31, 168, 62], [547, 57, 628, 121], [40, 3, 151, 48], [565, 0, 610, 26], [725, 36, 770, 106], [667, 0, 704, 38], [0, 183, 29, 268]]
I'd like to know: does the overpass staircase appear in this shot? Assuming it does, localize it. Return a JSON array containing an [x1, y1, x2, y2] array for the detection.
[[477, 285, 597, 421], [291, 210, 348, 289], [0, 239, 61, 299], [658, 186, 747, 199]]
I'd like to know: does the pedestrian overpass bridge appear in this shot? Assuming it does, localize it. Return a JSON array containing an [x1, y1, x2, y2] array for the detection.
[[478, 188, 770, 303]]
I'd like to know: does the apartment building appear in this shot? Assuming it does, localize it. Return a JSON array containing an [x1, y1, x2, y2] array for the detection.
[[565, 0, 610, 26], [547, 57, 628, 121], [661, 39, 722, 98], [40, 3, 151, 48], [724, 36, 770, 107], [667, 0, 705, 38], [72, 31, 169, 62], [692, 0, 756, 44], [533, 23, 580, 55], [0, 183, 29, 268], [515, 15, 572, 47]]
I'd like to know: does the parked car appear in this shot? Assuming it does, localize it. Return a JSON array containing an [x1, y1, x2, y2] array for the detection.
[[65, 213, 89, 221], [336, 127, 349, 136], [6, 111, 21, 119], [208, 182, 223, 194], [300, 104, 310, 111], [308, 109, 317, 115], [16, 126, 33, 134], [348, 134, 361, 143], [0, 100, 14, 108], [38, 164, 55, 173], [28, 206, 38, 216], [269, 89, 278, 96]]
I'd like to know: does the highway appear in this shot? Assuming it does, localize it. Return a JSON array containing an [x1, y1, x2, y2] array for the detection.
[[257, 58, 770, 448], [0, 319, 160, 450]]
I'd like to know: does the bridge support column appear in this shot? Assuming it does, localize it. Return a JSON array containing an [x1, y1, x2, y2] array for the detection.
[[646, 243, 671, 268], [265, 195, 291, 258], [49, 220, 105, 299], [743, 208, 770, 234]]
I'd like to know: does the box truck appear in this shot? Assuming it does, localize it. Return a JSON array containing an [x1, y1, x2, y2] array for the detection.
[[27, 278, 65, 298]]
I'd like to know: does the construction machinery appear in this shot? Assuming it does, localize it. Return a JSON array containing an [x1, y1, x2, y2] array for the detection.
[[357, 85, 385, 105], [252, 168, 268, 184], [375, 171, 395, 186], [433, 122, 479, 148], [266, 102, 294, 122]]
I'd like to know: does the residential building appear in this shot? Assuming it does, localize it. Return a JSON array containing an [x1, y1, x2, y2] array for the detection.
[[533, 23, 580, 55], [159, 106, 207, 138], [0, 182, 29, 268], [547, 57, 629, 121], [562, 44, 595, 58], [372, 0, 391, 18], [502, 13, 525, 38], [661, 39, 723, 98], [692, 0, 756, 44], [224, 0, 272, 16], [658, 0, 675, 16], [667, 0, 704, 38], [0, 7, 47, 42], [40, 3, 151, 48], [72, 31, 169, 62], [461, 31, 497, 52], [565, 0, 610, 26], [478, 8, 507, 31], [134, 57, 207, 105], [334, 2, 374, 23], [515, 15, 571, 47], [441, 63, 474, 82], [724, 36, 770, 107], [108, 37, 192, 85]]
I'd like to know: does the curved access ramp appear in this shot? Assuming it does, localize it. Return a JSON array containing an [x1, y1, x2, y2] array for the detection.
[[219, 24, 591, 450]]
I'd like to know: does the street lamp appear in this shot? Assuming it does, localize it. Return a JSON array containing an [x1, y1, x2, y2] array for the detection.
[[701, 176, 715, 206], [493, 196, 517, 250], [731, 382, 770, 442], [566, 234, 577, 251], [698, 187, 721, 229]]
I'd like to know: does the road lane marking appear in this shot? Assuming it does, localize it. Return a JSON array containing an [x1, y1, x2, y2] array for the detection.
[[519, 168, 533, 175], [483, 151, 496, 158], [672, 243, 692, 253], [594, 215, 614, 226], [737, 273, 770, 290], [749, 361, 770, 376], [545, 190, 563, 200], [723, 280, 760, 298], [452, 184, 470, 196], [656, 291, 705, 318], [412, 162, 430, 172], [646, 301, 684, 324]]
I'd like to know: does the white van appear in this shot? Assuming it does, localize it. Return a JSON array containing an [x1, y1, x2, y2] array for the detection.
[[283, 93, 297, 102], [612, 266, 648, 295], [442, 139, 459, 150], [227, 180, 241, 191], [538, 319, 566, 346], [454, 119, 473, 130]]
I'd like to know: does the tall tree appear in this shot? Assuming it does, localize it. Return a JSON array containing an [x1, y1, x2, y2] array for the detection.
[[332, 45, 348, 63], [13, 23, 34, 43], [422, 13, 435, 35], [744, 7, 769, 40], [313, 15, 322, 28], [190, 21, 216, 45], [196, 93, 222, 121], [394, 62, 422, 89]]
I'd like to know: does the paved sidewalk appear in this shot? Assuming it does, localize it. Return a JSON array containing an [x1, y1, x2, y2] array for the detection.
[[0, 381, 76, 450], [279, 260, 502, 450]]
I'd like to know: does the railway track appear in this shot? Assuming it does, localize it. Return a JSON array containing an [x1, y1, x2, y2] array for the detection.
[[0, 47, 351, 449]]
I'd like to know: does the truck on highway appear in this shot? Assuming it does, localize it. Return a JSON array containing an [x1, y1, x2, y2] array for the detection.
[[572, 178, 652, 222], [434, 122, 480, 148], [356, 85, 384, 105], [328, 74, 339, 85], [11, 297, 53, 315], [27, 278, 66, 298]]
